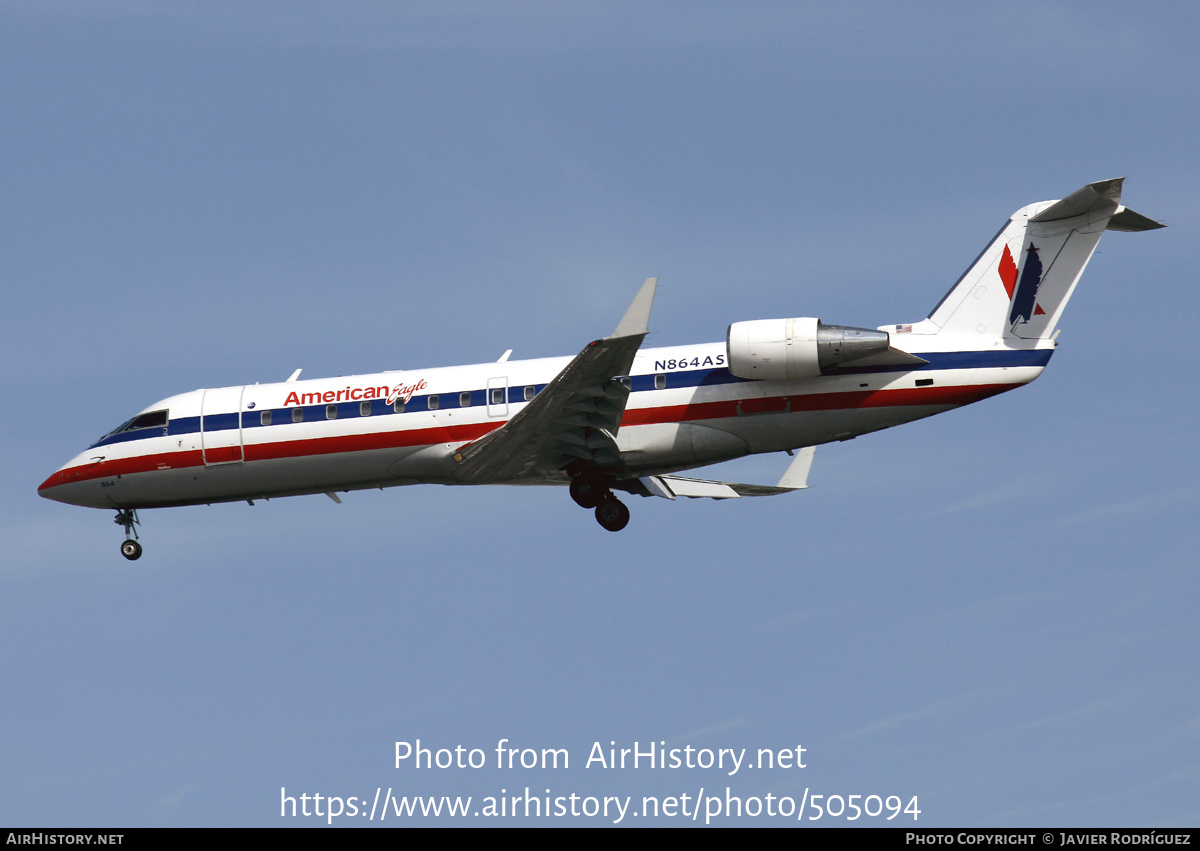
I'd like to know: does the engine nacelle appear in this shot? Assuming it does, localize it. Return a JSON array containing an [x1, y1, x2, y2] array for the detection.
[[726, 318, 891, 381]]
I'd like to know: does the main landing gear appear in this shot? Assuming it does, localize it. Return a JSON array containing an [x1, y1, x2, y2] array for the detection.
[[115, 508, 142, 560], [569, 475, 631, 532], [594, 494, 630, 532]]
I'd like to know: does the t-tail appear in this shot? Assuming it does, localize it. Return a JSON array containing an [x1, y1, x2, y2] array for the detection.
[[912, 178, 1163, 340]]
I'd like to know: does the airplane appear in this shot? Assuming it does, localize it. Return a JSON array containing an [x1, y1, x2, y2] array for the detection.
[[39, 179, 1162, 559]]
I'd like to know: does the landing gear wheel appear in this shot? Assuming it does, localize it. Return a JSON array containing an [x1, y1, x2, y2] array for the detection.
[[114, 508, 142, 561], [594, 495, 630, 532], [570, 477, 607, 509]]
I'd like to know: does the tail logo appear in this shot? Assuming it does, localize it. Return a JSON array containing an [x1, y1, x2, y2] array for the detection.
[[998, 244, 1018, 298], [1003, 243, 1045, 326]]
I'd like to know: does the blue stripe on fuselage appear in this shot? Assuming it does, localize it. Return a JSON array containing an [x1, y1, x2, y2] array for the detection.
[[90, 348, 1051, 446], [827, 348, 1053, 376]]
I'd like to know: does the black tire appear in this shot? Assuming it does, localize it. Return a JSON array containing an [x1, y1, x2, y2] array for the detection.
[[570, 477, 607, 509], [594, 495, 630, 532], [120, 540, 142, 561]]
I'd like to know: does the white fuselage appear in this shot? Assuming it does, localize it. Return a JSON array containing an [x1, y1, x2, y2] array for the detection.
[[39, 335, 1052, 511]]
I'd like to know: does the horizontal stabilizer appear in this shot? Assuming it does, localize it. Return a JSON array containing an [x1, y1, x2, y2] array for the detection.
[[1030, 177, 1123, 223], [639, 446, 815, 500], [1106, 206, 1165, 232]]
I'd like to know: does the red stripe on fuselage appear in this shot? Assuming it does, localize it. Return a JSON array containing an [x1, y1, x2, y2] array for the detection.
[[39, 420, 499, 491], [39, 382, 1017, 490], [620, 382, 1013, 426]]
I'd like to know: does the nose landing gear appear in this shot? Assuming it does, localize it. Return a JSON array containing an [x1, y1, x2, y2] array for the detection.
[[115, 508, 142, 560]]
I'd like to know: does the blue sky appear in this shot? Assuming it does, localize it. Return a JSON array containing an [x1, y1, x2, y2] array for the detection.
[[3, 1, 1197, 826]]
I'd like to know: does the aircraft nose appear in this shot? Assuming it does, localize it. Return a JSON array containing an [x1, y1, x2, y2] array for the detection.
[[38, 454, 106, 508], [39, 467, 77, 504]]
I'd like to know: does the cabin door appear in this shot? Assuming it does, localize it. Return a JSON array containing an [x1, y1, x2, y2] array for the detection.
[[200, 386, 246, 466]]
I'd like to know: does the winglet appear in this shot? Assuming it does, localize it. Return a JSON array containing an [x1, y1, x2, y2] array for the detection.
[[610, 277, 658, 338], [777, 446, 815, 489]]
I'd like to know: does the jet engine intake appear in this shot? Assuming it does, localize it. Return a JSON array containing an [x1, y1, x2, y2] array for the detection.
[[726, 318, 891, 381]]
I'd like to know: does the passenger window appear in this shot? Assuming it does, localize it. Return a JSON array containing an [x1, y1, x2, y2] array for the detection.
[[655, 374, 666, 390], [524, 385, 535, 401], [260, 411, 272, 426], [491, 388, 504, 405], [620, 377, 632, 390], [393, 399, 405, 413], [326, 405, 338, 419], [360, 401, 371, 417], [292, 408, 304, 423], [428, 395, 439, 410], [460, 391, 471, 407]]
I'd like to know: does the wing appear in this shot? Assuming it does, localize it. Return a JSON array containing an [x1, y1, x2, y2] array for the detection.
[[451, 278, 658, 484], [639, 446, 816, 499]]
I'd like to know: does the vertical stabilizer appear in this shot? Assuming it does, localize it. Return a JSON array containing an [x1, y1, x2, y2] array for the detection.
[[1006, 178, 1121, 340], [921, 179, 1158, 341], [924, 212, 1034, 338]]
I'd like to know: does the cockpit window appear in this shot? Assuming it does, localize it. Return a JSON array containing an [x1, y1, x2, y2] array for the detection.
[[99, 409, 169, 442], [123, 410, 168, 431]]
